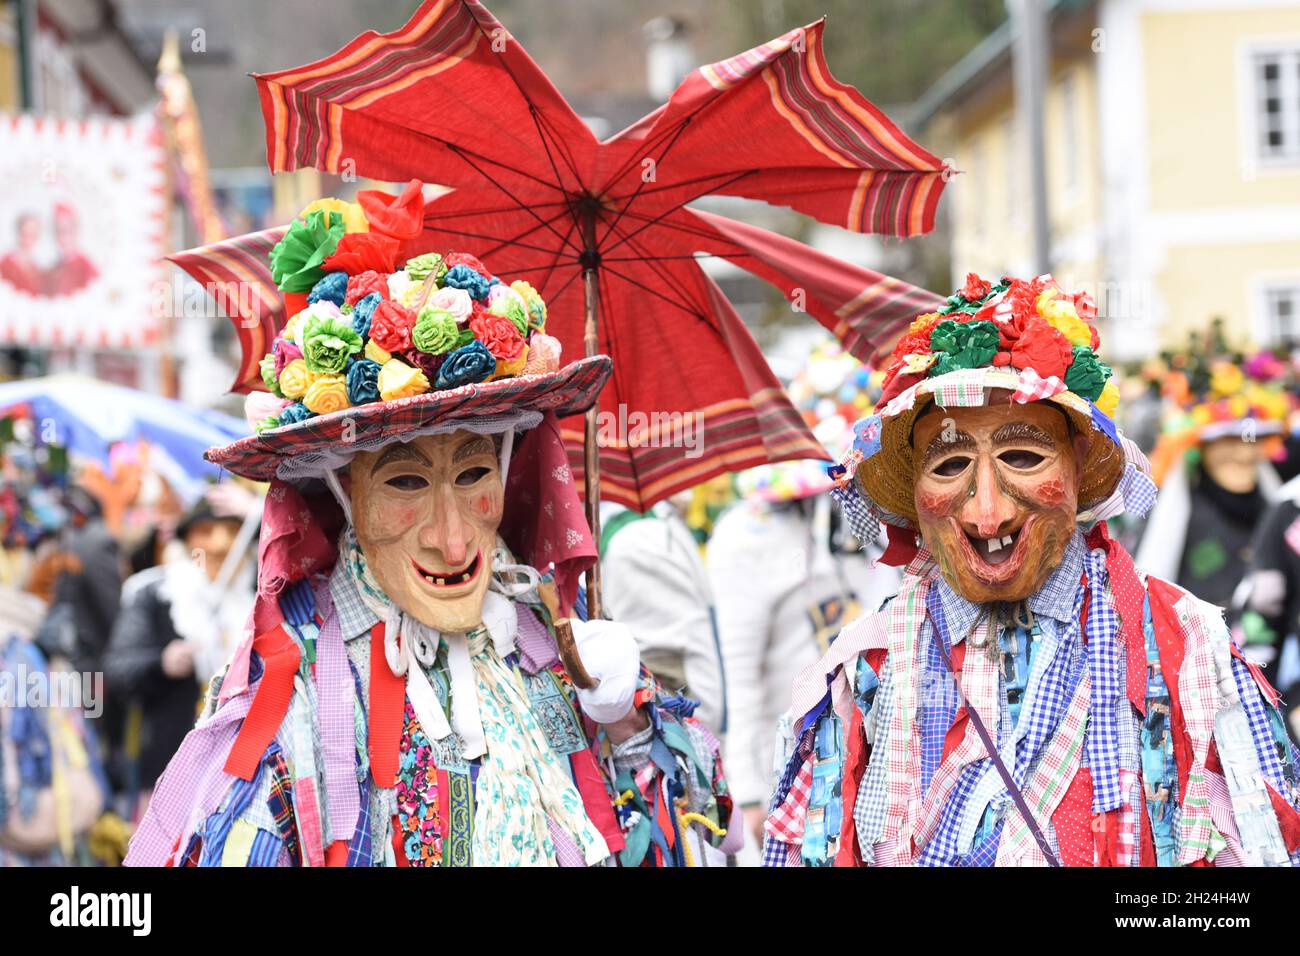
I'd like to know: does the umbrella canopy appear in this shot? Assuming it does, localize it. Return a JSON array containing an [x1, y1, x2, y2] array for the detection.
[[203, 1, 946, 506], [0, 374, 246, 486]]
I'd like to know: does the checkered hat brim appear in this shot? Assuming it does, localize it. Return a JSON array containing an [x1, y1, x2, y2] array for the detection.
[[206, 356, 613, 481]]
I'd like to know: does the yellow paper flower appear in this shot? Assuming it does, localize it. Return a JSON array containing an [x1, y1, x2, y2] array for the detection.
[[901, 352, 938, 374], [277, 358, 316, 400], [299, 198, 369, 234], [281, 311, 310, 345], [302, 374, 350, 415], [907, 312, 942, 336], [1095, 379, 1120, 419], [511, 279, 548, 330], [1037, 290, 1091, 348], [1209, 362, 1244, 399], [490, 349, 528, 380], [378, 359, 429, 401], [364, 339, 393, 365]]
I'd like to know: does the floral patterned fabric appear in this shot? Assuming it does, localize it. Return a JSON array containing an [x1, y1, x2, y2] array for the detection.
[[395, 698, 442, 866]]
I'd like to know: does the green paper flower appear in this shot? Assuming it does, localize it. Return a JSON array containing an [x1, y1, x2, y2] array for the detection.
[[928, 319, 999, 370], [301, 313, 363, 373], [269, 210, 345, 293], [411, 307, 459, 355], [455, 328, 475, 349], [405, 253, 447, 283], [255, 415, 282, 434], [259, 353, 283, 396], [1063, 346, 1112, 402]]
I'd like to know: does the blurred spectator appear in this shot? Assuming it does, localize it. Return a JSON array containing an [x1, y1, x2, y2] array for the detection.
[[104, 495, 256, 798], [599, 495, 726, 736]]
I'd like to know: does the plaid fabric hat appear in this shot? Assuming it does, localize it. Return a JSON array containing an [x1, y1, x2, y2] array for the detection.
[[834, 273, 1153, 528], [207, 180, 612, 481]]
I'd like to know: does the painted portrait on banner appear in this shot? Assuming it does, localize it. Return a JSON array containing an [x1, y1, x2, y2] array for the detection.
[[0, 114, 166, 348]]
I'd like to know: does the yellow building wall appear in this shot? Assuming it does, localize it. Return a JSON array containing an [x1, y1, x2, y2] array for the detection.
[[1142, 6, 1300, 212], [945, 55, 1104, 291], [1157, 242, 1300, 347]]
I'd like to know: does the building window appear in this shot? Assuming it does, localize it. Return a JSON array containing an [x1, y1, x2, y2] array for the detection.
[[1251, 48, 1300, 165], [1265, 283, 1300, 348]]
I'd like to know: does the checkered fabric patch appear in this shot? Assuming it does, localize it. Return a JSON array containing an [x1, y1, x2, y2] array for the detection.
[[765, 758, 814, 844]]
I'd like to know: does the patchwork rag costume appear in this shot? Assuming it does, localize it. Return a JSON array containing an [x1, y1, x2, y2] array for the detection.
[[124, 187, 735, 867], [764, 274, 1300, 867]]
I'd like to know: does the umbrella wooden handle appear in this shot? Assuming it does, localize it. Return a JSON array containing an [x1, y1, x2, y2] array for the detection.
[[554, 618, 599, 690]]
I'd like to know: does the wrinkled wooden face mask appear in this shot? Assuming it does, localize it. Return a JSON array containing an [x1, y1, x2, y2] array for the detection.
[[911, 398, 1085, 605], [349, 430, 504, 632]]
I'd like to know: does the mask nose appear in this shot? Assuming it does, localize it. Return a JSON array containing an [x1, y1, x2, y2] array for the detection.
[[959, 456, 1016, 538], [418, 489, 470, 567]]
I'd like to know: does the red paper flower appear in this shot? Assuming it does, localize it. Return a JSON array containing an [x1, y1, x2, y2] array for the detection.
[[445, 251, 490, 276], [357, 179, 425, 240], [961, 272, 991, 301], [323, 233, 401, 275], [368, 300, 418, 353], [469, 312, 525, 361], [879, 364, 925, 406], [1073, 291, 1097, 322], [1089, 324, 1100, 351], [344, 270, 389, 306], [891, 313, 943, 362], [1009, 318, 1072, 380]]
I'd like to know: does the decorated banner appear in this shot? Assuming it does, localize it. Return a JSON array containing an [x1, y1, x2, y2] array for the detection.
[[0, 114, 167, 348]]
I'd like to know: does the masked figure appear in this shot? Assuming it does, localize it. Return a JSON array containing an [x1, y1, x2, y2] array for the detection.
[[124, 185, 735, 867], [765, 274, 1300, 867]]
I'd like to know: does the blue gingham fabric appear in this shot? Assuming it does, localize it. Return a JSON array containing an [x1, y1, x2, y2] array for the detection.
[[853, 658, 896, 861], [761, 726, 815, 867], [1084, 548, 1124, 813], [1231, 655, 1291, 802]]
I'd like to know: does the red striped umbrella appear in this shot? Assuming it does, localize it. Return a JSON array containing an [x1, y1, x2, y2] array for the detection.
[[181, 0, 949, 614]]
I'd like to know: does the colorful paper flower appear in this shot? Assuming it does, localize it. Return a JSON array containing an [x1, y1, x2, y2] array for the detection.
[[1063, 346, 1111, 401], [300, 198, 368, 234], [443, 264, 491, 301], [245, 392, 290, 430], [891, 312, 943, 362], [490, 348, 528, 380], [928, 319, 999, 371], [522, 333, 562, 375], [346, 358, 382, 406], [269, 210, 345, 293], [301, 313, 364, 374], [345, 270, 389, 306], [487, 284, 530, 337], [259, 354, 282, 396], [1095, 379, 1119, 419], [427, 286, 473, 326], [960, 272, 991, 302], [434, 341, 496, 389], [386, 271, 425, 310], [1009, 319, 1073, 381], [365, 338, 394, 365], [402, 348, 445, 383], [405, 253, 446, 283], [303, 374, 350, 415], [469, 312, 525, 363], [411, 307, 460, 355], [278, 358, 317, 400], [511, 280, 547, 330], [324, 232, 400, 275], [351, 292, 383, 340], [1037, 289, 1092, 348], [307, 271, 348, 307], [356, 179, 425, 240], [368, 300, 418, 353], [378, 358, 430, 401], [444, 252, 489, 275], [277, 402, 314, 426], [273, 338, 304, 377]]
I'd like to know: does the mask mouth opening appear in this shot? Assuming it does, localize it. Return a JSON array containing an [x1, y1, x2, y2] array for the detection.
[[411, 551, 481, 588]]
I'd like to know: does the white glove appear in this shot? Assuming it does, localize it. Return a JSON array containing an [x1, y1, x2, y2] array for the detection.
[[570, 619, 641, 725]]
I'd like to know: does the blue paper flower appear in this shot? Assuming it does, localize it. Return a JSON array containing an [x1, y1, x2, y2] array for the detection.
[[346, 358, 382, 406], [442, 264, 491, 301], [277, 402, 314, 426], [351, 292, 383, 340], [435, 341, 496, 389], [307, 271, 348, 307]]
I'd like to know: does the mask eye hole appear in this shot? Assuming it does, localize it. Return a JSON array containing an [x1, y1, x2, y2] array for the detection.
[[998, 450, 1045, 469], [932, 456, 971, 478], [385, 474, 429, 491], [455, 466, 492, 487]]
